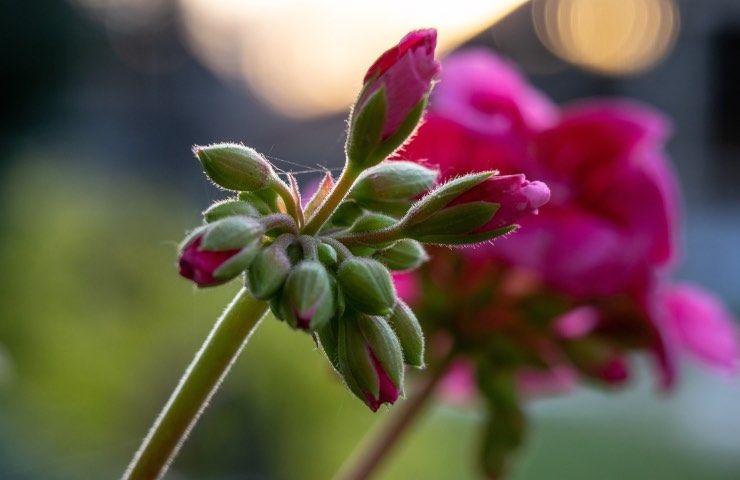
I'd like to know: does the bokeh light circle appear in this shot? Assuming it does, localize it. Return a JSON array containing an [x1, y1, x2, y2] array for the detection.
[[533, 0, 680, 76]]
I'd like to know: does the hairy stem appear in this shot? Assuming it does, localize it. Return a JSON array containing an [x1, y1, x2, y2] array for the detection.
[[302, 167, 360, 235], [332, 224, 404, 247], [272, 178, 303, 229], [123, 288, 269, 480], [336, 352, 456, 480]]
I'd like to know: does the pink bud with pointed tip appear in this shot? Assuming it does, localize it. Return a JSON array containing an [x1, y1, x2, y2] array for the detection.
[[361, 29, 440, 140], [448, 174, 550, 232], [178, 236, 240, 287], [365, 350, 401, 412]]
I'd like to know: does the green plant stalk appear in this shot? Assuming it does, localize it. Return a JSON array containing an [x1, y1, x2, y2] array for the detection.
[[333, 224, 405, 247], [302, 166, 360, 235], [271, 179, 303, 228], [123, 288, 269, 480]]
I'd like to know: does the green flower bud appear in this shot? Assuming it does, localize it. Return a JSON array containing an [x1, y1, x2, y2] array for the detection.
[[349, 161, 438, 216], [348, 212, 398, 255], [212, 240, 261, 281], [403, 201, 500, 244], [337, 258, 396, 315], [200, 216, 264, 251], [373, 239, 428, 271], [195, 143, 277, 192], [402, 172, 494, 226], [350, 212, 397, 235], [269, 293, 287, 322], [317, 316, 341, 372], [282, 260, 335, 331], [330, 200, 365, 227], [246, 235, 294, 300], [387, 301, 425, 368], [203, 199, 260, 222], [338, 313, 404, 411], [317, 242, 338, 268], [238, 190, 276, 215]]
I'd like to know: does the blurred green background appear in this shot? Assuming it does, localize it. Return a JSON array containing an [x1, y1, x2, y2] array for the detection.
[[2, 0, 739, 478]]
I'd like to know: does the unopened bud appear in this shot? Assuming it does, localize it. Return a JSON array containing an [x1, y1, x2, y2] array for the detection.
[[330, 201, 365, 227], [238, 190, 278, 215], [374, 239, 428, 271], [400, 172, 550, 245], [403, 172, 493, 226], [317, 316, 341, 372], [246, 235, 293, 300], [195, 143, 277, 192], [346, 30, 440, 170], [387, 301, 425, 368], [337, 258, 396, 315], [348, 212, 398, 255], [178, 224, 260, 288], [338, 313, 404, 411], [282, 260, 335, 331], [203, 199, 260, 222], [317, 242, 338, 268], [199, 216, 264, 251], [349, 161, 438, 215]]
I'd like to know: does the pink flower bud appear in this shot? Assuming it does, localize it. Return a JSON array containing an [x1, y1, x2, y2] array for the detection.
[[366, 349, 401, 412], [178, 235, 241, 287], [448, 174, 550, 232], [361, 28, 440, 140]]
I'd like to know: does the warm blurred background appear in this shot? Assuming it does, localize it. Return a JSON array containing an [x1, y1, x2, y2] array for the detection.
[[1, 0, 739, 478]]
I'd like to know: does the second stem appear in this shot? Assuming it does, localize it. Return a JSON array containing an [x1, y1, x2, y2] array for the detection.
[[302, 167, 359, 235], [336, 351, 456, 480]]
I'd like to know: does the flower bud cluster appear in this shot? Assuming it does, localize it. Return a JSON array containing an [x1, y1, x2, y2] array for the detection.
[[176, 30, 550, 412], [179, 141, 434, 411]]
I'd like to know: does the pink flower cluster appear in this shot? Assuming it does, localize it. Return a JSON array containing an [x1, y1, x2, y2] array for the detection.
[[396, 50, 739, 397]]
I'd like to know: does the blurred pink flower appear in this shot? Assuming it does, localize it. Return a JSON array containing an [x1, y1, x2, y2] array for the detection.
[[392, 271, 420, 304], [658, 283, 740, 374], [493, 101, 678, 297], [398, 49, 556, 177], [518, 365, 579, 397], [361, 28, 440, 140], [553, 306, 600, 339], [438, 359, 477, 405], [396, 49, 737, 403]]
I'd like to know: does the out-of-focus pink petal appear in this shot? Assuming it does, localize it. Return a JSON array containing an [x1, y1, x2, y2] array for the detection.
[[597, 356, 631, 384], [492, 208, 647, 297], [517, 365, 579, 397], [396, 49, 557, 178], [392, 271, 421, 304], [659, 283, 740, 374], [432, 49, 558, 137], [439, 359, 477, 405], [553, 306, 600, 339]]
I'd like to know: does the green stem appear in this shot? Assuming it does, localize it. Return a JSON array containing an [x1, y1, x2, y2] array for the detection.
[[332, 224, 404, 247], [123, 288, 269, 480], [302, 166, 360, 235], [335, 351, 456, 480], [271, 179, 303, 229]]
